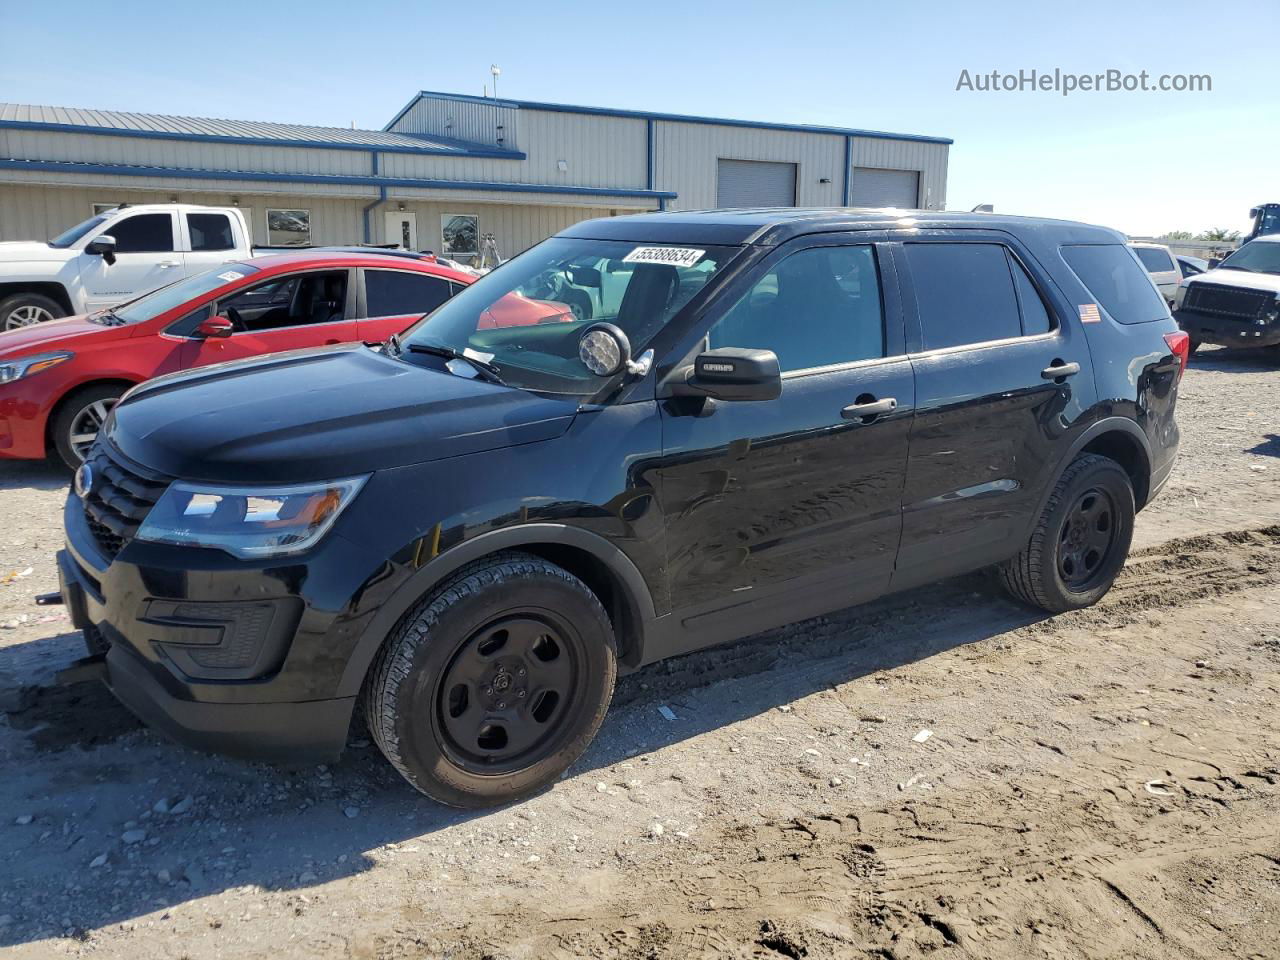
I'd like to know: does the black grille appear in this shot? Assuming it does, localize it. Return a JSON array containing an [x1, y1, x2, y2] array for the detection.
[[81, 447, 170, 560], [1184, 283, 1275, 320]]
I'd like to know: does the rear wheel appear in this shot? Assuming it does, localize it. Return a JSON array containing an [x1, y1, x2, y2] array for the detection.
[[1186, 337, 1201, 356], [1000, 454, 1135, 613], [51, 384, 125, 470], [364, 552, 617, 808], [0, 293, 64, 331]]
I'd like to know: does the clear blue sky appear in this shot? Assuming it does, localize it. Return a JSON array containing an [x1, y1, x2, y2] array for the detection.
[[2, 0, 1276, 236]]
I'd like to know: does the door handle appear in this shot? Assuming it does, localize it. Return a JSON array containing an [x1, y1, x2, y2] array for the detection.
[[158, 259, 180, 268], [841, 396, 897, 421], [1041, 361, 1080, 380]]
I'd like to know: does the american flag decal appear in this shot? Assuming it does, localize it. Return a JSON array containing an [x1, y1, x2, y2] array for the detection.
[[1078, 303, 1101, 324]]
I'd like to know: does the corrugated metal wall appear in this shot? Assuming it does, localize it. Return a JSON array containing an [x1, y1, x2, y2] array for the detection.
[[0, 182, 614, 259], [654, 121, 846, 210], [387, 97, 520, 149], [850, 137, 949, 210]]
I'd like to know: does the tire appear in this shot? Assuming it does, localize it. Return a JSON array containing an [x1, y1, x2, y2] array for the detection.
[[0, 292, 65, 331], [51, 384, 126, 471], [999, 454, 1135, 613], [1187, 338, 1201, 356], [364, 552, 617, 808], [561, 289, 593, 323]]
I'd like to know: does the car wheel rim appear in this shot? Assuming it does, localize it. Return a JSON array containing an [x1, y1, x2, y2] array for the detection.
[[68, 398, 117, 462], [4, 305, 54, 329], [1057, 487, 1117, 591], [435, 613, 581, 775], [569, 302, 586, 321]]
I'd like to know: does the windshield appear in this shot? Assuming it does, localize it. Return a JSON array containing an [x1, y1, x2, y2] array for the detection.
[[1217, 240, 1280, 275], [399, 237, 739, 395], [49, 215, 110, 249], [96, 263, 261, 326]]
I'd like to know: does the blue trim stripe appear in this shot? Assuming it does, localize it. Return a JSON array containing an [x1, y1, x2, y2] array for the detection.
[[394, 90, 954, 145], [0, 118, 527, 159], [0, 158, 676, 201]]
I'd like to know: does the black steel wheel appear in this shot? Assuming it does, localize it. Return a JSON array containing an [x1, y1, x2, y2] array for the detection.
[[1056, 487, 1119, 591], [1000, 454, 1135, 613], [365, 552, 616, 808], [435, 613, 585, 775]]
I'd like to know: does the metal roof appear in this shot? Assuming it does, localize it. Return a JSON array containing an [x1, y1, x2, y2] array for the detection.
[[0, 103, 525, 158], [389, 91, 954, 145]]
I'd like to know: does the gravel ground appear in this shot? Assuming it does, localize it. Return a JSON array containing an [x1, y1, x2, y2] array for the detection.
[[0, 345, 1277, 959]]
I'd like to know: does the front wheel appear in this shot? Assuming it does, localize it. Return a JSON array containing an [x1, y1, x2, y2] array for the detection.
[[1000, 454, 1135, 613], [0, 292, 65, 331], [364, 552, 617, 808], [51, 384, 126, 470]]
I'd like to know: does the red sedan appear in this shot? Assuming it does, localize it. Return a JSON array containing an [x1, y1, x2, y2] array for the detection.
[[0, 251, 479, 469]]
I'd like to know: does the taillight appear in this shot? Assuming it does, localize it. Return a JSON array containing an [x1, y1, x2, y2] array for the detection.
[[1163, 331, 1190, 383]]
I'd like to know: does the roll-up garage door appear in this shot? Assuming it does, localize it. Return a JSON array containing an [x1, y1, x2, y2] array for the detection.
[[850, 167, 920, 208], [716, 159, 797, 208]]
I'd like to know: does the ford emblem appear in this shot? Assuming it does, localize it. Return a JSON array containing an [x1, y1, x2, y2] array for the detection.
[[74, 462, 94, 500]]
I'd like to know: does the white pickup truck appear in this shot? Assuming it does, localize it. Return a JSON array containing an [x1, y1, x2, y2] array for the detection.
[[0, 203, 255, 331]]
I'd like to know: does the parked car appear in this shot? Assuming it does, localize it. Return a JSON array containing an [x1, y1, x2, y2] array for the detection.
[[1176, 255, 1208, 278], [0, 204, 258, 331], [1247, 202, 1280, 241], [1173, 234, 1280, 354], [55, 210, 1186, 808], [1129, 242, 1181, 304], [0, 251, 477, 468]]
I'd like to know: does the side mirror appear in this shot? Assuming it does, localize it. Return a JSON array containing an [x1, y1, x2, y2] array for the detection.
[[196, 315, 234, 339], [85, 235, 117, 265], [669, 348, 782, 402], [567, 266, 602, 287]]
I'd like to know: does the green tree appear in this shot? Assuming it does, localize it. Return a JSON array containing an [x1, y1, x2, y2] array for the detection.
[[1161, 230, 1193, 240], [1197, 228, 1241, 242]]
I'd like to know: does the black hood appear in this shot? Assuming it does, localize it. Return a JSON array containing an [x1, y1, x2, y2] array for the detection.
[[106, 345, 580, 483]]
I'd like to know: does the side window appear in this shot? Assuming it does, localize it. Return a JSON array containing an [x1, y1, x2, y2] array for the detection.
[[707, 245, 884, 373], [1060, 244, 1167, 325], [905, 243, 1021, 350], [188, 213, 235, 252], [217, 271, 347, 332], [104, 214, 174, 253], [1134, 247, 1174, 273], [1008, 252, 1053, 336], [365, 270, 452, 317]]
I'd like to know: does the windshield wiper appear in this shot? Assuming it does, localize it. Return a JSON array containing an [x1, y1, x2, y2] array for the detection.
[[406, 342, 506, 386]]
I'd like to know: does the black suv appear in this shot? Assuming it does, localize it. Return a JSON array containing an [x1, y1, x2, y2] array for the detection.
[[57, 210, 1188, 807]]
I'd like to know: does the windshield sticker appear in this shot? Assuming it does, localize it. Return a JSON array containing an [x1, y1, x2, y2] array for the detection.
[[1078, 303, 1101, 323], [217, 271, 243, 283], [621, 246, 706, 268], [463, 347, 495, 364]]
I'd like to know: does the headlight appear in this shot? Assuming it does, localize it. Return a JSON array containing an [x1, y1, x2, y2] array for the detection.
[[136, 476, 367, 558], [1173, 282, 1188, 310], [0, 351, 74, 385]]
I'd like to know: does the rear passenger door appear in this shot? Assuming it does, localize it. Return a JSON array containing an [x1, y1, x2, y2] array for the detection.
[[181, 212, 240, 277], [890, 233, 1096, 590], [357, 268, 457, 343]]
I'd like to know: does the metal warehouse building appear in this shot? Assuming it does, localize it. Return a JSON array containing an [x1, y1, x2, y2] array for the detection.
[[0, 91, 950, 260]]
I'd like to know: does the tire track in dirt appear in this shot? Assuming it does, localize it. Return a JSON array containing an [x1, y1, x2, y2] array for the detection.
[[412, 527, 1280, 959]]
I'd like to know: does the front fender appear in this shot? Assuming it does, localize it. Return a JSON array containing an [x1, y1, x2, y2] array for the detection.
[[335, 522, 658, 697]]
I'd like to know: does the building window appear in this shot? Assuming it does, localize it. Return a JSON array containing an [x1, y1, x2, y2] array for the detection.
[[266, 208, 311, 246], [91, 203, 122, 215], [441, 214, 479, 258]]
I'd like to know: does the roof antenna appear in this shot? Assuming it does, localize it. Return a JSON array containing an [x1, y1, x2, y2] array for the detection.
[[490, 64, 501, 100]]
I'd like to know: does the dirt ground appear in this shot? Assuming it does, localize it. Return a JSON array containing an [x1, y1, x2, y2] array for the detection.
[[1, 345, 1278, 959]]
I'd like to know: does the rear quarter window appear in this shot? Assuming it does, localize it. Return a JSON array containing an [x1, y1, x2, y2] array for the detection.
[[1060, 244, 1168, 325]]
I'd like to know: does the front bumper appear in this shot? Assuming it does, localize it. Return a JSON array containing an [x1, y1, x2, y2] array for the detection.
[[57, 498, 359, 763], [1174, 309, 1280, 348]]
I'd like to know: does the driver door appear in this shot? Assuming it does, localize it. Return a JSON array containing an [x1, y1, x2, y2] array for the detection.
[[78, 212, 182, 311], [179, 269, 359, 368]]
